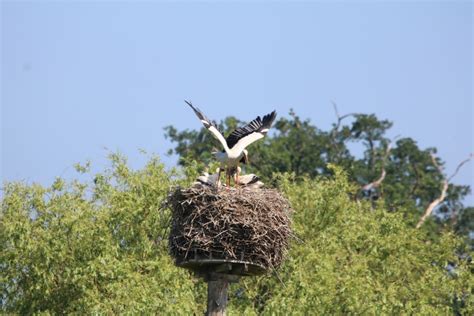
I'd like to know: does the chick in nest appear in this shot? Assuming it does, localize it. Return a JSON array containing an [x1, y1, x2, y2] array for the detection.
[[194, 166, 264, 189]]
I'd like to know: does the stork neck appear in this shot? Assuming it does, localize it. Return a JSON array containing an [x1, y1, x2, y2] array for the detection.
[[222, 143, 231, 154]]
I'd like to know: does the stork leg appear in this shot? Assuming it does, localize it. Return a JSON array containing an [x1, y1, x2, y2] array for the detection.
[[235, 164, 240, 185], [234, 173, 239, 186], [232, 171, 238, 186], [217, 168, 222, 188], [226, 169, 231, 188]]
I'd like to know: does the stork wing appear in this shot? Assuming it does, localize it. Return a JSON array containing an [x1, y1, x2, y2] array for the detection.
[[185, 100, 230, 152], [226, 110, 277, 153]]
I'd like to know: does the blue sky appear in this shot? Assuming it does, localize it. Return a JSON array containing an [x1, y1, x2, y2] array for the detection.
[[2, 1, 473, 203]]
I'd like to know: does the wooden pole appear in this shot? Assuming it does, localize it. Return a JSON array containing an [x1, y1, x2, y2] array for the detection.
[[206, 277, 229, 316]]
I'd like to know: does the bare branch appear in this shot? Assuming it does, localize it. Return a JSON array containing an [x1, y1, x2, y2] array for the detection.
[[362, 169, 387, 191], [331, 101, 358, 132], [447, 153, 474, 182], [329, 102, 359, 164], [415, 181, 448, 229], [361, 137, 399, 191], [430, 151, 441, 171], [416, 152, 473, 229]]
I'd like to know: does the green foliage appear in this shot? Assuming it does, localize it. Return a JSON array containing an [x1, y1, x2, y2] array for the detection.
[[1, 155, 472, 314], [232, 167, 473, 315], [165, 110, 472, 243], [1, 153, 201, 314]]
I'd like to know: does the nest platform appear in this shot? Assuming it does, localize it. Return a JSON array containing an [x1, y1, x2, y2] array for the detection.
[[167, 185, 293, 276]]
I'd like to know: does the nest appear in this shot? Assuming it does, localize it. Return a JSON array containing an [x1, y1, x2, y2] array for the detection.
[[167, 185, 293, 273]]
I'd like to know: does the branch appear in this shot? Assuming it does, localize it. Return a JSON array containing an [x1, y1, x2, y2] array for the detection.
[[447, 153, 474, 182], [331, 101, 358, 133], [416, 152, 473, 229], [330, 102, 358, 162], [361, 170, 387, 192], [361, 137, 399, 191]]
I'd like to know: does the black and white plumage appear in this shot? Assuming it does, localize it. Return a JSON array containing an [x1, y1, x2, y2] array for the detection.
[[185, 100, 276, 186]]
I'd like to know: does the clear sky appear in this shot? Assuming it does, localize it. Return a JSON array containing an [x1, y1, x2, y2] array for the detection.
[[1, 1, 473, 204]]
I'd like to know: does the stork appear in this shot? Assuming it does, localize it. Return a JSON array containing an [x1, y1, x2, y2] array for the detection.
[[185, 100, 276, 187]]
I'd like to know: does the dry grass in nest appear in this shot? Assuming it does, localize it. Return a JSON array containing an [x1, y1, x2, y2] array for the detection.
[[166, 185, 293, 272]]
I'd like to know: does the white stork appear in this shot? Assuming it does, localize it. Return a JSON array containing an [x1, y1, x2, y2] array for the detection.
[[185, 100, 276, 187]]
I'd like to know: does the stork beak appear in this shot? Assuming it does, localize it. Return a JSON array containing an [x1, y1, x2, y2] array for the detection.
[[243, 151, 249, 164]]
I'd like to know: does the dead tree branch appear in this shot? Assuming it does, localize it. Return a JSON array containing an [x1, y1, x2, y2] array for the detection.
[[362, 170, 387, 192], [361, 136, 399, 191], [447, 153, 473, 182], [330, 102, 359, 162], [331, 101, 358, 135], [416, 152, 473, 229]]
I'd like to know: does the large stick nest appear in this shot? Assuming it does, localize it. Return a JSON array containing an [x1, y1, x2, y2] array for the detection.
[[166, 185, 293, 272]]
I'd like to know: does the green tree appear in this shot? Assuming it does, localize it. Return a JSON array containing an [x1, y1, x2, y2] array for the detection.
[[1, 158, 472, 314], [165, 110, 472, 241], [1, 153, 202, 314], [232, 167, 473, 315]]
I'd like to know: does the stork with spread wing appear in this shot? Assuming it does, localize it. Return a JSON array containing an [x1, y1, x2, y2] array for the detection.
[[185, 100, 276, 187]]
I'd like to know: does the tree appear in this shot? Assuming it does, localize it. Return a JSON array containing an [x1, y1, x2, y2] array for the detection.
[[233, 167, 473, 315], [1, 157, 472, 314], [1, 154, 201, 314], [165, 110, 472, 241]]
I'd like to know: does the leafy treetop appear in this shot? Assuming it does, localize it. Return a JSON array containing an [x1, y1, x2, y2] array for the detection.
[[1, 155, 472, 314]]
